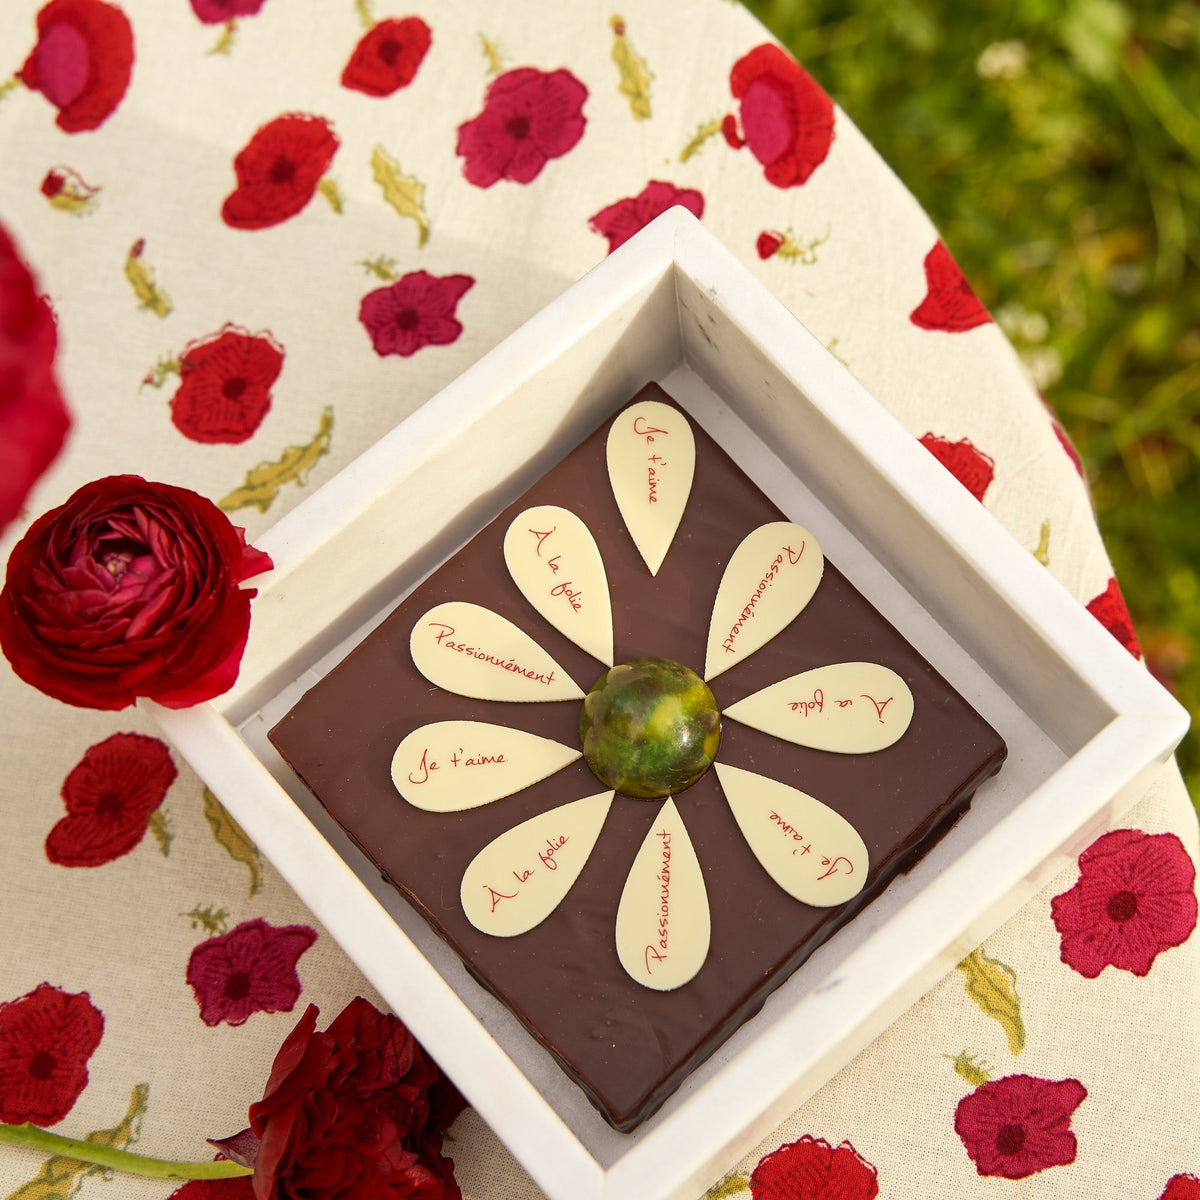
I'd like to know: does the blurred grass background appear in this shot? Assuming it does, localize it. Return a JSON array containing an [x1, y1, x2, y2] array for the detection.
[[742, 0, 1200, 811]]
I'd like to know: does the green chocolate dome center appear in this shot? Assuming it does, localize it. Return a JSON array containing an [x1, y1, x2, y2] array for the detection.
[[579, 657, 721, 799]]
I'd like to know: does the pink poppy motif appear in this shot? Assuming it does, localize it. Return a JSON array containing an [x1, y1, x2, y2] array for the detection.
[[46, 732, 177, 867], [1086, 576, 1142, 658], [359, 269, 474, 358], [190, 0, 266, 22], [1160, 1176, 1200, 1200], [456, 67, 587, 187], [589, 180, 704, 254], [910, 240, 991, 332], [186, 917, 317, 1027], [0, 983, 104, 1126], [722, 44, 835, 188], [1051, 827, 1197, 978], [919, 433, 995, 502], [955, 1074, 1087, 1179], [750, 1135, 879, 1200]]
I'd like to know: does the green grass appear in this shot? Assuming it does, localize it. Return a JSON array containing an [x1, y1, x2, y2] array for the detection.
[[742, 0, 1200, 810]]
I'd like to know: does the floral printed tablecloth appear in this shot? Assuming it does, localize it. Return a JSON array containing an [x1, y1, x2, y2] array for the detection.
[[1, 2, 1197, 1198]]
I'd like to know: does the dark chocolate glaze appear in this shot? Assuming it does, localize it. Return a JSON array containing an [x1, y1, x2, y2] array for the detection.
[[269, 383, 1006, 1131]]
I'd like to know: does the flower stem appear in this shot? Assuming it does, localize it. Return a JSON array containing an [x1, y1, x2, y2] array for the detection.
[[0, 1123, 253, 1180]]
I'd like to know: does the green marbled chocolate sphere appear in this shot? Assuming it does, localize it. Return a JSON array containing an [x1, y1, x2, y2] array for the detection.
[[579, 657, 721, 799]]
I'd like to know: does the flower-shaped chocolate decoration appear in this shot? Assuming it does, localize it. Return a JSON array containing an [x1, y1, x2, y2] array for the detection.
[[392, 400, 913, 991]]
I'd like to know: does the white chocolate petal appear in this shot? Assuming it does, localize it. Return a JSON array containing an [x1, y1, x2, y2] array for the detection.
[[715, 763, 868, 907], [606, 399, 695, 576], [503, 505, 614, 666], [410, 601, 584, 702], [460, 791, 614, 936], [704, 522, 824, 680], [615, 797, 710, 991], [723, 662, 914, 753], [392, 721, 580, 811]]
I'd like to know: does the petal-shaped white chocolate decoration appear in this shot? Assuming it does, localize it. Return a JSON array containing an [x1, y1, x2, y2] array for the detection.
[[503, 505, 614, 666], [715, 763, 868, 907], [615, 797, 710, 991], [461, 791, 614, 936], [392, 720, 581, 811], [723, 662, 914, 753], [606, 399, 695, 576], [704, 522, 824, 680], [410, 601, 584, 702]]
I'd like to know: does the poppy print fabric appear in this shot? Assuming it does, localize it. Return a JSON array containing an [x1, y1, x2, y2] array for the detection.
[[0, 3, 1195, 1199]]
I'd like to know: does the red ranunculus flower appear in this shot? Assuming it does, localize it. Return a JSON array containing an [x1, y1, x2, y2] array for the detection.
[[19, 0, 134, 133], [751, 1134, 879, 1199], [0, 224, 70, 534], [46, 731, 176, 866], [456, 66, 587, 187], [955, 1074, 1086, 1179], [1051, 827, 1197, 978], [1086, 576, 1142, 659], [588, 180, 704, 254], [170, 325, 284, 444], [211, 998, 467, 1200], [222, 114, 339, 230], [910, 240, 991, 332], [919, 433, 995, 502], [724, 44, 835, 188], [0, 475, 273, 710], [0, 983, 104, 1126], [342, 16, 431, 97], [359, 270, 474, 358], [190, 0, 266, 23]]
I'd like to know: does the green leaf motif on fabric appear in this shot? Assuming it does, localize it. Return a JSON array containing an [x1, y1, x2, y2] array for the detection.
[[202, 787, 263, 897], [7, 1084, 149, 1200], [207, 20, 238, 57], [1034, 519, 1051, 565], [359, 254, 400, 282], [946, 1049, 994, 1087], [318, 177, 344, 215], [679, 117, 724, 162], [479, 33, 504, 76], [218, 406, 334, 515], [124, 241, 172, 318], [610, 15, 652, 121], [148, 810, 173, 857], [182, 904, 230, 936], [956, 946, 1026, 1054], [371, 145, 429, 247], [704, 1173, 750, 1198]]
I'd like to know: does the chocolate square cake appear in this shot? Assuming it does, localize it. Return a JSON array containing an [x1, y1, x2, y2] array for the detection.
[[269, 382, 1006, 1131]]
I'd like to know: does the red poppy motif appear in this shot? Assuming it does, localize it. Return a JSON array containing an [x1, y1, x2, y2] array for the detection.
[[756, 231, 786, 259], [589, 180, 704, 254], [910, 241, 991, 332], [919, 433, 995, 502], [19, 0, 134, 134], [750, 1135, 879, 1200], [222, 114, 339, 230], [169, 324, 284, 444], [955, 1074, 1087, 1179], [1086, 575, 1142, 658], [186, 917, 317, 1027], [359, 269, 474, 358], [456, 67, 587, 187], [1160, 1176, 1200, 1200], [341, 16, 431, 97], [0, 983, 103, 1126], [46, 732, 176, 867], [722, 44, 834, 188], [1052, 422, 1084, 475], [1051, 827, 1197, 978], [190, 0, 266, 22]]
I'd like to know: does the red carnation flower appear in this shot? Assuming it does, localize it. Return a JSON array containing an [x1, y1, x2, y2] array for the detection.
[[359, 269, 474, 358], [46, 732, 176, 866], [341, 16, 431, 97], [724, 44, 834, 188], [170, 325, 284, 444], [0, 983, 103, 1126], [0, 474, 273, 710], [751, 1135, 879, 1199], [1051, 828, 1197, 978], [19, 0, 134, 133], [0, 223, 70, 534], [222, 114, 339, 230], [1161, 1176, 1200, 1200], [955, 1074, 1086, 1179], [190, 0, 266, 22], [1086, 575, 1142, 658], [456, 66, 587, 187], [910, 240, 991, 332], [187, 918, 316, 1027], [589, 180, 704, 254], [919, 433, 995, 501]]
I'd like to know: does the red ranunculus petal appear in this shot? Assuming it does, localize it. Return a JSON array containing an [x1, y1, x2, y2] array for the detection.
[[341, 16, 431, 97]]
